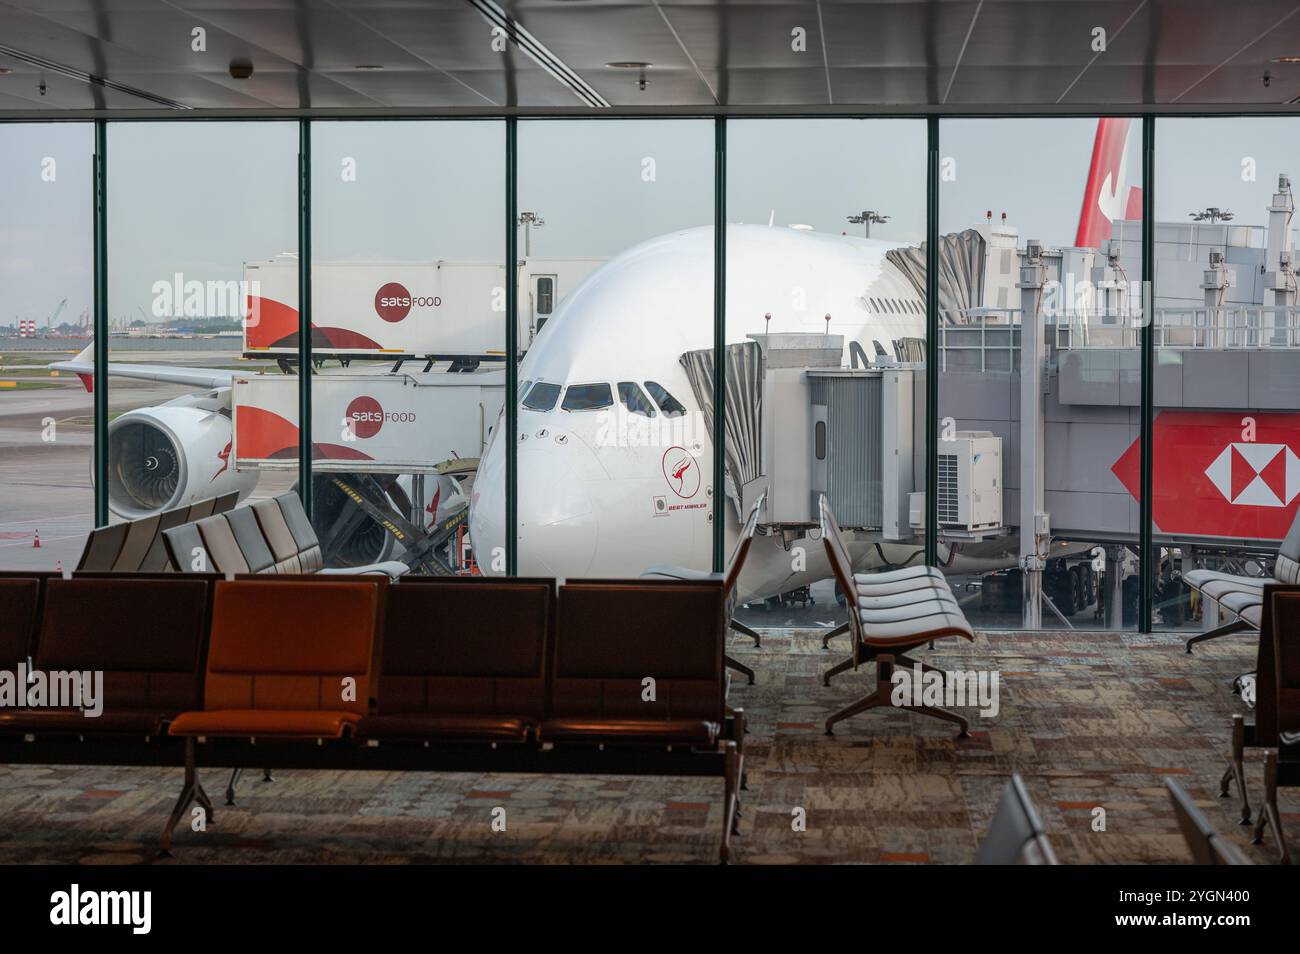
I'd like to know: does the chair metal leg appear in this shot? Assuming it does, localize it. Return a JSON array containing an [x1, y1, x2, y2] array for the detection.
[[1185, 617, 1251, 654], [730, 619, 761, 648], [822, 654, 856, 686], [1254, 750, 1291, 863], [225, 767, 243, 806], [726, 655, 755, 686], [720, 741, 740, 864], [825, 654, 970, 738], [160, 737, 198, 856], [1224, 714, 1252, 824], [821, 621, 849, 650], [262, 768, 274, 782]]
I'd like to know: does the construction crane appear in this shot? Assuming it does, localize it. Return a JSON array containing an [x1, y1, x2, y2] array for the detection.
[[47, 298, 67, 332]]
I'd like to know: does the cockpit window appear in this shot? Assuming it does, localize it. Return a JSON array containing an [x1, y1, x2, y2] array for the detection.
[[522, 382, 560, 411], [644, 381, 686, 417], [618, 382, 657, 417], [561, 383, 614, 412]]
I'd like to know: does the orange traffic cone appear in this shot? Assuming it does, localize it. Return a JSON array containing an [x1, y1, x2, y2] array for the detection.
[[32, 529, 41, 548]]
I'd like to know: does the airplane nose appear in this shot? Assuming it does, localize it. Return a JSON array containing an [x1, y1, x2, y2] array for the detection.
[[469, 426, 600, 577]]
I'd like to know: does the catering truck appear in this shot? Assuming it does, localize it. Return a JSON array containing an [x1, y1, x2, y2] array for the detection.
[[242, 256, 604, 361]]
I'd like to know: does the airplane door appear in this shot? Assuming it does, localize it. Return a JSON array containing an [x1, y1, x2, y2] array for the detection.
[[532, 274, 557, 334]]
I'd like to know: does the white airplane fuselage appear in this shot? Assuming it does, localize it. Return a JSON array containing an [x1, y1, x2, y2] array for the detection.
[[469, 224, 1007, 600]]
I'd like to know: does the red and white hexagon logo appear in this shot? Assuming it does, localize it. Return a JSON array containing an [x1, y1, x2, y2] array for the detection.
[[1204, 442, 1300, 508], [662, 445, 700, 499]]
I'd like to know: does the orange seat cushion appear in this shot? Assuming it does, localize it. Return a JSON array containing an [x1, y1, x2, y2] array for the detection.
[[355, 714, 531, 743], [169, 709, 360, 739]]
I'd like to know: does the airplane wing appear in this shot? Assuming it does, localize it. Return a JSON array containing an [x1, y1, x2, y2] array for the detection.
[[48, 342, 235, 391]]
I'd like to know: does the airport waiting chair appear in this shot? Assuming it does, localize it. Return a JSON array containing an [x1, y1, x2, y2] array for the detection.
[[540, 578, 741, 859], [272, 492, 409, 579], [252, 497, 305, 573], [0, 577, 210, 739], [163, 521, 208, 573], [212, 491, 240, 514], [818, 495, 975, 736], [75, 522, 129, 572], [139, 505, 190, 572], [641, 491, 766, 685], [193, 514, 252, 575], [1183, 506, 1300, 653], [355, 578, 553, 745], [162, 579, 382, 853], [1165, 779, 1252, 865], [975, 775, 1059, 865], [110, 513, 162, 572], [185, 497, 217, 521], [225, 506, 276, 574], [1248, 589, 1300, 864], [0, 578, 43, 668]]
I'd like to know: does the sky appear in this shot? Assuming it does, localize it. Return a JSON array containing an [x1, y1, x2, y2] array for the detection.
[[4, 116, 1300, 325]]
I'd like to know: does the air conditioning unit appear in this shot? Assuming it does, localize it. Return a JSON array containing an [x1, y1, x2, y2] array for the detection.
[[934, 431, 1002, 533]]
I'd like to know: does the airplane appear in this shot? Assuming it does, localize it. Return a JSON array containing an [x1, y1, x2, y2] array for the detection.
[[51, 117, 1137, 596]]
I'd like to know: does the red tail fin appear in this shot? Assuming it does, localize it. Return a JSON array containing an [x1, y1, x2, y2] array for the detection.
[[1075, 118, 1141, 248]]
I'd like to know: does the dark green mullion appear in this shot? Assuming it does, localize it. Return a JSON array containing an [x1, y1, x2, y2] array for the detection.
[[924, 116, 940, 567], [712, 117, 727, 574], [92, 120, 108, 528], [297, 120, 312, 517], [1139, 115, 1155, 633], [505, 117, 519, 577]]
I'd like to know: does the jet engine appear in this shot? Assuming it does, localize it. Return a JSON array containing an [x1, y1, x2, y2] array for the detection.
[[105, 401, 256, 519]]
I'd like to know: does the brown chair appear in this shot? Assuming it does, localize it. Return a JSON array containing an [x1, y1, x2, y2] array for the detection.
[[1220, 582, 1300, 834], [1165, 779, 1252, 865], [251, 497, 304, 573], [1250, 589, 1300, 863], [541, 578, 740, 861], [110, 514, 162, 572], [162, 521, 209, 573], [140, 505, 190, 572], [0, 577, 211, 739], [74, 522, 129, 572], [355, 578, 552, 744], [185, 497, 217, 521], [819, 495, 975, 736], [975, 775, 1059, 864], [162, 579, 382, 852], [0, 577, 43, 668], [642, 491, 767, 685]]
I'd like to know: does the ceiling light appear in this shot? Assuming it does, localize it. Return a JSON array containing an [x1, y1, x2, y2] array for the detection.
[[1272, 56, 1300, 63], [605, 62, 652, 70], [354, 64, 384, 70]]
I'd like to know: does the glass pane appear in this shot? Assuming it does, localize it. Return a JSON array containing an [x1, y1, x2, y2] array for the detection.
[[726, 118, 926, 625], [106, 123, 297, 571], [312, 121, 505, 574], [939, 118, 1144, 630], [0, 124, 94, 570], [1153, 118, 1300, 634], [509, 119, 714, 577]]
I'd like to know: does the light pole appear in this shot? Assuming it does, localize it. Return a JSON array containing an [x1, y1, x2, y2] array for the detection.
[[1189, 207, 1234, 224], [518, 211, 545, 256], [847, 210, 889, 238]]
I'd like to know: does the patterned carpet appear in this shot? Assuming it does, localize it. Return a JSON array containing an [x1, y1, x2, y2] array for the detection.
[[0, 626, 1292, 865]]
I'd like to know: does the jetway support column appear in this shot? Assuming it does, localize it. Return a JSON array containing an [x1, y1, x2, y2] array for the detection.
[[1019, 241, 1047, 630], [1265, 175, 1295, 345], [1104, 545, 1125, 630]]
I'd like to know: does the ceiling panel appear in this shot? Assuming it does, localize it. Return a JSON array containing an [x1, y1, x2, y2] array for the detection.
[[1, 0, 1299, 113]]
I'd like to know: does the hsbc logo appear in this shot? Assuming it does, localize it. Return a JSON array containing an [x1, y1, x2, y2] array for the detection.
[[1205, 442, 1300, 508], [374, 281, 441, 323], [344, 396, 417, 440]]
